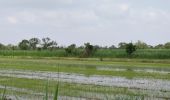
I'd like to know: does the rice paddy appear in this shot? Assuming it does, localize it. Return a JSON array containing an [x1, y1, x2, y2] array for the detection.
[[0, 57, 170, 100]]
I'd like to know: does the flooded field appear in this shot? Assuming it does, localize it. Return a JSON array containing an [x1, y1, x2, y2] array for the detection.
[[0, 58, 170, 100]]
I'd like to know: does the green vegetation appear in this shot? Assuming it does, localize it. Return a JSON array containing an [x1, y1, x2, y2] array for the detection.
[[0, 58, 170, 79], [125, 43, 136, 56], [18, 39, 30, 50], [65, 44, 77, 56], [81, 42, 97, 57], [0, 49, 170, 59], [29, 38, 41, 50], [0, 37, 170, 59], [0, 86, 6, 100], [0, 37, 170, 99], [0, 57, 170, 99], [53, 84, 59, 100], [0, 76, 147, 99]]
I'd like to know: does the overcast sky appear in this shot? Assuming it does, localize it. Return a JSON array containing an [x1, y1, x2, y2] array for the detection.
[[0, 0, 170, 46]]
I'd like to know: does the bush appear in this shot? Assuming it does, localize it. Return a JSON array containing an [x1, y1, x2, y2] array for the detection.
[[126, 43, 136, 56]]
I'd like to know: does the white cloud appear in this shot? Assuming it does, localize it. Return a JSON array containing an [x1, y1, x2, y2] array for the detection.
[[128, 6, 170, 25], [59, 0, 73, 4], [5, 9, 99, 29], [119, 4, 129, 12], [7, 16, 18, 24], [7, 12, 38, 25], [1, 0, 170, 45]]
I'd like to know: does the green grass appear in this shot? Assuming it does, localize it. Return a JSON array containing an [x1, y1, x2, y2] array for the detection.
[[0, 58, 170, 79], [94, 49, 170, 59], [0, 49, 170, 59], [0, 57, 170, 99], [0, 85, 6, 100], [0, 76, 148, 98], [0, 50, 66, 57]]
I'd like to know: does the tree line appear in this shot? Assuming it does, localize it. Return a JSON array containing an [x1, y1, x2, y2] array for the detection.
[[0, 37, 170, 57], [0, 38, 170, 50]]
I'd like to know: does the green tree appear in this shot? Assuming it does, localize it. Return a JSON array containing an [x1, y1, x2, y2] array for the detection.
[[49, 41, 57, 50], [135, 40, 148, 49], [42, 37, 57, 50], [155, 44, 164, 49], [147, 45, 154, 49], [18, 39, 30, 50], [29, 38, 40, 50], [126, 43, 136, 56], [82, 43, 97, 57], [0, 43, 5, 50], [118, 42, 127, 49], [6, 44, 18, 50], [94, 45, 101, 49], [65, 44, 77, 55], [109, 45, 116, 49], [164, 42, 170, 49]]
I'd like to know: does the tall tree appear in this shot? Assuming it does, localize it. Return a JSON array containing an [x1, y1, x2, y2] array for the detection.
[[82, 43, 97, 57], [29, 38, 40, 50], [118, 42, 127, 49], [135, 40, 148, 49], [0, 43, 5, 50], [6, 44, 18, 50], [155, 44, 164, 49], [109, 45, 116, 49], [65, 44, 77, 55], [18, 39, 30, 50], [164, 42, 170, 49], [42, 37, 57, 50], [126, 43, 136, 56], [49, 41, 58, 50]]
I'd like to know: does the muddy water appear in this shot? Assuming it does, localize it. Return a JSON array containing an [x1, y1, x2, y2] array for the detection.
[[0, 69, 170, 92], [0, 85, 88, 100], [97, 66, 170, 74], [0, 85, 165, 100]]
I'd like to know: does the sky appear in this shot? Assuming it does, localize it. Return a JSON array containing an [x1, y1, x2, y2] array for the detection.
[[0, 0, 170, 46]]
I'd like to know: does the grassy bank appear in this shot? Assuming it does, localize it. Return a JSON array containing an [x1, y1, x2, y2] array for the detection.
[[0, 49, 170, 59]]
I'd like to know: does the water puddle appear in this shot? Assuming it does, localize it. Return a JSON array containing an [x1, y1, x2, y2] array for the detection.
[[0, 85, 88, 100], [97, 66, 170, 74], [1, 85, 167, 100], [0, 69, 170, 92]]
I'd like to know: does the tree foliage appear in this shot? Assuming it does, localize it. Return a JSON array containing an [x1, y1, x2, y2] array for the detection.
[[109, 45, 116, 49], [18, 39, 30, 50], [82, 43, 97, 57], [126, 43, 136, 56], [65, 44, 77, 55], [118, 42, 127, 49], [0, 43, 5, 50], [135, 40, 148, 49], [42, 37, 57, 50], [29, 38, 41, 50], [164, 42, 170, 49], [155, 44, 164, 49]]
